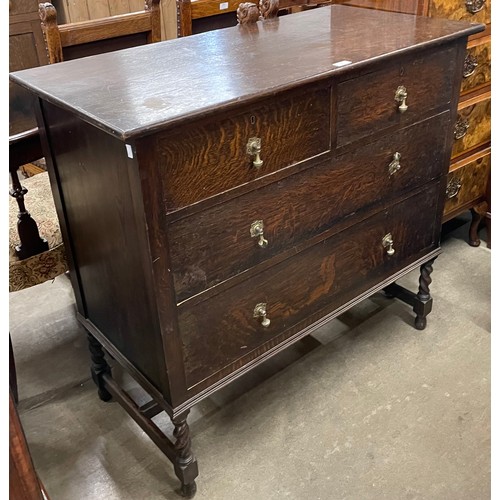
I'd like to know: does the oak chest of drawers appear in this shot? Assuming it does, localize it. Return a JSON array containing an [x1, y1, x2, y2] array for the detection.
[[10, 6, 482, 496]]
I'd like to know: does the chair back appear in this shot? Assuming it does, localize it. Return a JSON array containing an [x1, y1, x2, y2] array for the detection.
[[39, 0, 161, 64]]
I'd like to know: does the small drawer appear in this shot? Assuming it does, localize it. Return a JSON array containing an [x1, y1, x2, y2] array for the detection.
[[461, 40, 491, 94], [178, 182, 441, 388], [336, 45, 457, 147], [444, 151, 490, 217], [429, 0, 490, 25], [169, 112, 450, 302], [451, 96, 490, 158], [155, 85, 331, 213]]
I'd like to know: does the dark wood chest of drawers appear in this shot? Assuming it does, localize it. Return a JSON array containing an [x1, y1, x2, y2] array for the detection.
[[10, 6, 482, 495]]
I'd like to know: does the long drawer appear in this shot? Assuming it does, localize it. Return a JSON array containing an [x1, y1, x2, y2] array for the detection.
[[444, 150, 490, 217], [178, 181, 441, 387], [451, 95, 490, 157], [336, 44, 457, 147], [155, 85, 331, 213], [170, 112, 450, 302]]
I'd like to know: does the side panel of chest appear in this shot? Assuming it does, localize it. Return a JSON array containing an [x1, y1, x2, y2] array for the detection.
[[40, 101, 170, 399]]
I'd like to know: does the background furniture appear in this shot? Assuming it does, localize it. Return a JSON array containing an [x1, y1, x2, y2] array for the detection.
[[11, 7, 480, 495], [10, 391, 48, 500], [39, 0, 161, 63], [50, 0, 178, 40], [332, 0, 491, 246], [178, 0, 330, 36]]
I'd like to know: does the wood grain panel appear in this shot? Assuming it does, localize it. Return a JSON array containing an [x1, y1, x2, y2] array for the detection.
[[337, 44, 457, 147], [461, 40, 490, 94], [156, 85, 331, 212], [179, 182, 441, 387], [169, 112, 450, 302], [429, 0, 490, 24], [444, 151, 490, 216], [451, 96, 490, 157]]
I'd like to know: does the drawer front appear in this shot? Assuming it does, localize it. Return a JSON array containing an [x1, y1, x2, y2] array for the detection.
[[444, 152, 490, 216], [156, 86, 331, 213], [170, 113, 450, 302], [461, 40, 491, 94], [429, 0, 490, 25], [451, 97, 490, 158], [179, 182, 441, 387], [336, 45, 457, 147]]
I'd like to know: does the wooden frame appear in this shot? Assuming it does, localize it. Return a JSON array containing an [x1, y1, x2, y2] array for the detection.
[[39, 0, 161, 64]]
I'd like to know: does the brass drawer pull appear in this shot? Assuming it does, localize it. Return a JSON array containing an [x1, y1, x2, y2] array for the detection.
[[446, 178, 462, 199], [463, 52, 479, 78], [247, 137, 264, 168], [465, 0, 485, 14], [253, 303, 271, 327], [394, 86, 408, 113], [382, 233, 395, 256], [250, 220, 269, 248], [388, 152, 402, 176], [454, 116, 470, 140]]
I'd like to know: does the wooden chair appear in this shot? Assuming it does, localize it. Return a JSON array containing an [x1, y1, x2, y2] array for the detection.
[[39, 0, 161, 63], [237, 0, 331, 21], [9, 0, 162, 293], [177, 0, 258, 36]]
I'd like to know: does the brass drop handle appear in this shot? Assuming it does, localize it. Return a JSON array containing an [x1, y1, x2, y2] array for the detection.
[[454, 116, 470, 140], [250, 220, 268, 248], [247, 137, 264, 168], [446, 178, 462, 199], [382, 233, 395, 256], [388, 152, 402, 176], [463, 52, 478, 78], [395, 86, 408, 113], [465, 0, 485, 14], [254, 303, 271, 327]]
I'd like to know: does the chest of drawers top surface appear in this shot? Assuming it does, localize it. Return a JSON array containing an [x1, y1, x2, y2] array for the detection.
[[10, 5, 482, 140]]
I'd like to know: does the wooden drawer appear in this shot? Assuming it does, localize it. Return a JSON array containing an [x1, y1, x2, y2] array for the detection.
[[444, 150, 490, 217], [170, 112, 450, 302], [451, 95, 490, 158], [461, 39, 491, 94], [155, 85, 331, 213], [429, 0, 490, 25], [179, 182, 441, 387], [336, 45, 457, 147]]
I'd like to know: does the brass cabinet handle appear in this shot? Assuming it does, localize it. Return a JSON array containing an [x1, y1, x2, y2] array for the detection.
[[388, 152, 402, 176], [463, 52, 479, 78], [446, 178, 462, 199], [253, 303, 271, 327], [394, 86, 408, 113], [465, 0, 485, 14], [250, 220, 269, 248], [382, 233, 395, 256], [454, 116, 470, 140], [246, 137, 264, 168]]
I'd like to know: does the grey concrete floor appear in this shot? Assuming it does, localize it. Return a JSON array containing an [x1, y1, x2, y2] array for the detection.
[[10, 216, 490, 500]]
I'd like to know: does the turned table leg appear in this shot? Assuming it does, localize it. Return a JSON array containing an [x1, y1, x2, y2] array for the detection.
[[172, 412, 198, 498], [413, 259, 435, 331], [87, 333, 112, 402], [469, 207, 483, 247]]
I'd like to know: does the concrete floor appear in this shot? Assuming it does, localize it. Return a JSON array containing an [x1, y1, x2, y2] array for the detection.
[[10, 216, 490, 500]]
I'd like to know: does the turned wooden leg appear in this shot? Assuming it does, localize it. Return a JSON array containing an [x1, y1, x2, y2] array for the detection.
[[413, 259, 435, 330], [87, 333, 112, 402], [469, 207, 483, 247], [172, 412, 198, 498]]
